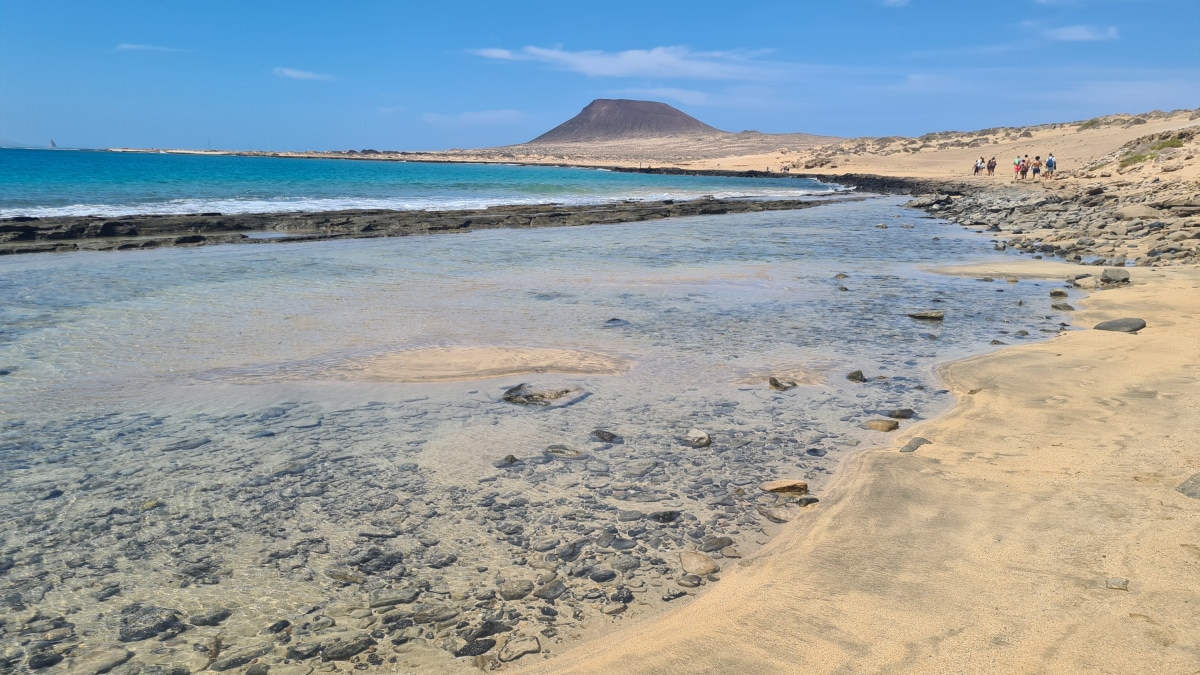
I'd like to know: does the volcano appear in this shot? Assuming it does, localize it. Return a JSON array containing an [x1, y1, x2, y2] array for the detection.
[[528, 99, 723, 143]]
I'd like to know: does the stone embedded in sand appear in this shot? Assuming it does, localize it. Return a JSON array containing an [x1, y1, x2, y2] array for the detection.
[[502, 383, 584, 406], [900, 437, 932, 453], [455, 638, 497, 657], [1094, 318, 1146, 333], [759, 479, 808, 495], [1115, 204, 1162, 220], [369, 587, 420, 608], [863, 419, 900, 432], [684, 429, 711, 448], [768, 376, 797, 391], [117, 604, 185, 642], [1105, 577, 1130, 591], [601, 602, 628, 615], [544, 444, 585, 459], [698, 536, 734, 553], [590, 429, 623, 443], [1177, 473, 1200, 499], [70, 647, 132, 675], [321, 635, 376, 662], [498, 636, 541, 663], [210, 643, 275, 671], [907, 311, 945, 321], [497, 580, 534, 601], [679, 551, 720, 576], [756, 505, 795, 523]]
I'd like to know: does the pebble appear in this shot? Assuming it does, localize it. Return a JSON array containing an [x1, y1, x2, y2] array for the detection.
[[862, 419, 900, 432]]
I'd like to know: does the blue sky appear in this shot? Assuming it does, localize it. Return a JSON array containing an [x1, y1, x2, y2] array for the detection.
[[1, 0, 1196, 150]]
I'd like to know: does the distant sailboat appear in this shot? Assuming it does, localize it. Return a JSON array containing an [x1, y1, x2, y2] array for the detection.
[[49, 139, 57, 149]]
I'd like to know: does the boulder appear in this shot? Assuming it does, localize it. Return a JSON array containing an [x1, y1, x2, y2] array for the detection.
[[1115, 204, 1163, 220], [1093, 318, 1146, 333], [684, 429, 711, 448], [679, 551, 720, 576], [1100, 268, 1131, 285]]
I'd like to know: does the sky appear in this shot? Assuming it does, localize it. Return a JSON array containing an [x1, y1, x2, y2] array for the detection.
[[1, 0, 1197, 150]]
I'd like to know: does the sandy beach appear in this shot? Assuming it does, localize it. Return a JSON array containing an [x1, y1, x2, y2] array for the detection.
[[498, 115, 1200, 671], [518, 260, 1200, 673]]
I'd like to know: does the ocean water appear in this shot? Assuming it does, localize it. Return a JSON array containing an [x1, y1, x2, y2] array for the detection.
[[0, 161, 1076, 671], [0, 148, 837, 218]]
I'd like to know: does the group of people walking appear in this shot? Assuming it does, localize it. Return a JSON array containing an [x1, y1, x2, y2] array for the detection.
[[973, 153, 1056, 180]]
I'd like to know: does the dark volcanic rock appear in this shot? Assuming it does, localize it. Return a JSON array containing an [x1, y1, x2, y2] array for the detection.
[[118, 604, 185, 642], [189, 608, 233, 626], [529, 99, 722, 143], [209, 643, 273, 671], [1094, 318, 1146, 333], [321, 635, 376, 661]]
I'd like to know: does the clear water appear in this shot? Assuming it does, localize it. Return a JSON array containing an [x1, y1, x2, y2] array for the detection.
[[0, 148, 838, 217], [0, 193, 1074, 671]]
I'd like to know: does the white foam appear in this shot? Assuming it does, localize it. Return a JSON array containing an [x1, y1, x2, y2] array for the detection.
[[0, 187, 844, 219]]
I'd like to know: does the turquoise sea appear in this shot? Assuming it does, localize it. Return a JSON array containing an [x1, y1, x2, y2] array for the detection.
[[0, 149, 1076, 671], [0, 148, 836, 218]]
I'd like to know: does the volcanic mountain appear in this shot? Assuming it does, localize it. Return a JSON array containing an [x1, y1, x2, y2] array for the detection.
[[529, 99, 723, 143]]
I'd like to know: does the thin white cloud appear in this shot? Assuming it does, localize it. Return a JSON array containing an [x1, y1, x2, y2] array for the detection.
[[1044, 25, 1119, 41], [471, 45, 775, 80], [883, 0, 911, 6], [116, 43, 182, 52], [273, 67, 335, 81], [422, 109, 525, 128]]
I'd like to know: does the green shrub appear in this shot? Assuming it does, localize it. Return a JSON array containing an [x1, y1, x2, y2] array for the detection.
[[1077, 119, 1101, 131], [1151, 138, 1184, 150], [1119, 153, 1152, 168]]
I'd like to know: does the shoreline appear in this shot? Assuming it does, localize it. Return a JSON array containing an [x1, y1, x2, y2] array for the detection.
[[523, 259, 1200, 674]]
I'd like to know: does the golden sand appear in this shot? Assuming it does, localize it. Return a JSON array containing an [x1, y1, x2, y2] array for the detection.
[[524, 262, 1200, 673]]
